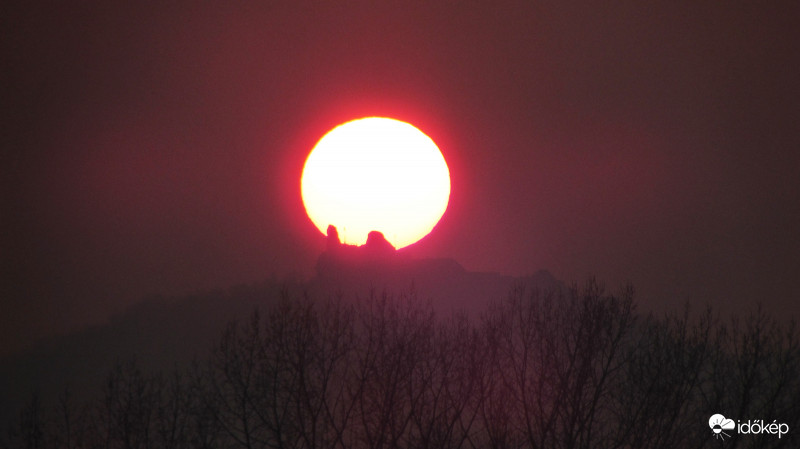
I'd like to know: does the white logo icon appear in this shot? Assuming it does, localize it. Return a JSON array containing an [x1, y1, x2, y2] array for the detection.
[[709, 414, 735, 440]]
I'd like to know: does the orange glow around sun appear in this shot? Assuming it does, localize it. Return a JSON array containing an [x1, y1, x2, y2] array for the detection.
[[301, 117, 450, 249]]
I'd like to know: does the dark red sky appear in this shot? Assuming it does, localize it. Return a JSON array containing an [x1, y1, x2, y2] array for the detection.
[[3, 0, 799, 355]]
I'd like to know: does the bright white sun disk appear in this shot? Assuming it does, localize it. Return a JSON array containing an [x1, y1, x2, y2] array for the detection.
[[301, 117, 450, 248]]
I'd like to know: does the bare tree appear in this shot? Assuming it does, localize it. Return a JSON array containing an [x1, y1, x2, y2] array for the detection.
[[612, 305, 716, 449], [5, 392, 47, 449], [699, 306, 800, 449], [480, 279, 636, 449], [201, 310, 270, 449], [406, 312, 485, 449], [348, 289, 435, 449], [96, 360, 161, 449]]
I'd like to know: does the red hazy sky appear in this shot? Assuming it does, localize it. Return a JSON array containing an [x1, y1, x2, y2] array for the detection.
[[3, 0, 799, 355]]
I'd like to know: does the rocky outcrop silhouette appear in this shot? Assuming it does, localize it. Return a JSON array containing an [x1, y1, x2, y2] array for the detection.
[[365, 230, 396, 256], [316, 225, 398, 277], [325, 224, 340, 253]]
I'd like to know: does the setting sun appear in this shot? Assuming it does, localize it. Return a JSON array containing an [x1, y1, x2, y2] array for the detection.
[[301, 117, 450, 248]]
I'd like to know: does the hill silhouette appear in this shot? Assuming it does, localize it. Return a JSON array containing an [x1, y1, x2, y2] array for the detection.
[[0, 236, 562, 427], [313, 225, 562, 315]]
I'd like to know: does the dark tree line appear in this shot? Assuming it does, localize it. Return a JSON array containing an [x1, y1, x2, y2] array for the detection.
[[4, 280, 799, 448]]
